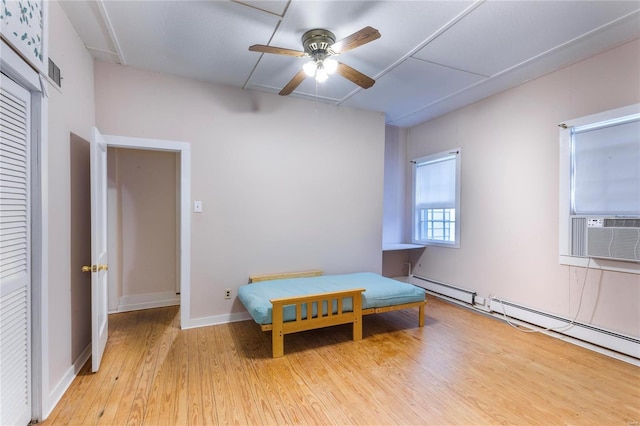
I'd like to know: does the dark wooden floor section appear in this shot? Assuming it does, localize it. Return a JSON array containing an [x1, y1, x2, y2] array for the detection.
[[44, 297, 639, 425]]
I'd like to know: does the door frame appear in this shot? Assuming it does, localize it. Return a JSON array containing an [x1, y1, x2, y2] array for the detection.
[[103, 134, 191, 328]]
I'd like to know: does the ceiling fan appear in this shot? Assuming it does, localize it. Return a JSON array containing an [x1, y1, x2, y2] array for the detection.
[[249, 26, 381, 96]]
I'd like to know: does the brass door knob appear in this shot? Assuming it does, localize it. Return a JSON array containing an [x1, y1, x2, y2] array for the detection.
[[82, 265, 108, 272]]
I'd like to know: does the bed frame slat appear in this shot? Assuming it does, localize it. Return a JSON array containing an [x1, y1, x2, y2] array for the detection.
[[270, 288, 365, 357], [249, 269, 323, 283]]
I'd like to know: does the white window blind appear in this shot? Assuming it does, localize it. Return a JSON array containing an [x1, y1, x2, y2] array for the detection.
[[412, 149, 461, 247], [572, 118, 640, 215], [415, 155, 457, 210]]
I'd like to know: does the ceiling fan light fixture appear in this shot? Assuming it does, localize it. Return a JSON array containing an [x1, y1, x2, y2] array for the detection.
[[315, 66, 329, 83], [323, 58, 337, 74], [303, 60, 317, 77]]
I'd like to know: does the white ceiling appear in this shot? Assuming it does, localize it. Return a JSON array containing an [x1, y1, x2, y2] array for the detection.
[[59, 0, 640, 127]]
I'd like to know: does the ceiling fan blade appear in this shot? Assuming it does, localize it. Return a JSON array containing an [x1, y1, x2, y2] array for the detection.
[[331, 26, 381, 54], [335, 62, 375, 89], [279, 70, 307, 96], [249, 45, 306, 57]]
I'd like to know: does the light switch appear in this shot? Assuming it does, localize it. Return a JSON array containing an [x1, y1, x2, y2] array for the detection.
[[193, 200, 203, 213]]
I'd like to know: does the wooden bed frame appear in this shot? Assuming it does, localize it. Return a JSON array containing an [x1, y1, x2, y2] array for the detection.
[[248, 270, 426, 357]]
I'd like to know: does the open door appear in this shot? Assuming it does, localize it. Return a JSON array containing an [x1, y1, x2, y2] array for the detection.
[[88, 128, 109, 372]]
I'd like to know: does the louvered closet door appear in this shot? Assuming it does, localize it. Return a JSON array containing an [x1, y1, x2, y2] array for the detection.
[[0, 73, 32, 426]]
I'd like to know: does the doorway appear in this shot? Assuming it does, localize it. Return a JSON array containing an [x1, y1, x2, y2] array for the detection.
[[102, 134, 191, 328], [107, 147, 180, 312]]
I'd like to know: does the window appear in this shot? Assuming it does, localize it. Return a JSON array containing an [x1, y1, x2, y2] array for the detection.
[[412, 149, 461, 247], [559, 103, 640, 271]]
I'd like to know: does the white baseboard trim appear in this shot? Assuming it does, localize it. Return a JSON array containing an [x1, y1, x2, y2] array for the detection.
[[46, 343, 91, 418], [412, 275, 476, 305], [183, 311, 252, 330], [488, 297, 640, 360], [428, 293, 640, 366], [412, 275, 639, 362], [114, 291, 180, 313]]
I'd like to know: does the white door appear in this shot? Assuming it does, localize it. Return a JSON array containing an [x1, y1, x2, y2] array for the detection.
[[0, 74, 32, 425], [90, 128, 109, 372]]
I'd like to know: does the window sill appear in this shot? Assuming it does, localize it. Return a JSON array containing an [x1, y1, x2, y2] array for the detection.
[[559, 255, 640, 275], [413, 241, 460, 249], [383, 243, 425, 251]]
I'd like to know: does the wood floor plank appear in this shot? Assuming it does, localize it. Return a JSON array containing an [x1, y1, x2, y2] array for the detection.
[[96, 308, 163, 425], [284, 344, 356, 424], [70, 312, 140, 425], [140, 308, 181, 425], [123, 306, 177, 425], [228, 321, 292, 425], [45, 311, 134, 425], [208, 323, 250, 424], [195, 326, 217, 425], [171, 328, 190, 425], [213, 323, 267, 425], [44, 298, 640, 425], [185, 328, 202, 425]]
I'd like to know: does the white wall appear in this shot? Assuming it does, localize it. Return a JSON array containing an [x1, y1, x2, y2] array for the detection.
[[94, 62, 386, 321], [46, 0, 95, 415], [382, 125, 408, 245], [405, 39, 640, 338]]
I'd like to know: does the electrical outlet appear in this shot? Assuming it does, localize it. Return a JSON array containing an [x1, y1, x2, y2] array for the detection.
[[224, 288, 231, 299], [474, 296, 486, 306]]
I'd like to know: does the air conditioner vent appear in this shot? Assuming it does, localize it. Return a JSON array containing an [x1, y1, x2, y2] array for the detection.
[[570, 217, 587, 257], [604, 218, 640, 228], [587, 227, 640, 262]]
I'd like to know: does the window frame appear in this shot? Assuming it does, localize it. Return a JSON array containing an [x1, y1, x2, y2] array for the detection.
[[558, 103, 640, 274], [411, 148, 461, 248]]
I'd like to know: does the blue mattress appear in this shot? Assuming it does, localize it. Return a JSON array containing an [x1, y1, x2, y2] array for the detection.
[[238, 272, 426, 325]]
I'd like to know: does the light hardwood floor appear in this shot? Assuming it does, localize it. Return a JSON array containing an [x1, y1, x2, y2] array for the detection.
[[44, 297, 639, 425]]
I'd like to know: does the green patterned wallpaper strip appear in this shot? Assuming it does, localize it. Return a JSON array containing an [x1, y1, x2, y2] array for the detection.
[[1, 0, 44, 68]]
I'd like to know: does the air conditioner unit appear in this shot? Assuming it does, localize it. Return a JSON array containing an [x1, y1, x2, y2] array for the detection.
[[570, 216, 640, 262]]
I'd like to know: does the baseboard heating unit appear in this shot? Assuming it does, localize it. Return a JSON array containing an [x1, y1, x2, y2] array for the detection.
[[411, 275, 639, 360], [412, 275, 476, 305], [489, 298, 640, 359]]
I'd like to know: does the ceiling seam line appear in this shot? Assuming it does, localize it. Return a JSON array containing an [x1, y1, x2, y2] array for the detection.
[[85, 46, 118, 56], [231, 0, 287, 19], [336, 0, 486, 107], [96, 0, 126, 65], [410, 58, 490, 78], [242, 9, 289, 90], [390, 10, 640, 126]]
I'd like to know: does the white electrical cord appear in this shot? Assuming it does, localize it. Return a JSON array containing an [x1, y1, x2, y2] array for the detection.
[[495, 257, 592, 334]]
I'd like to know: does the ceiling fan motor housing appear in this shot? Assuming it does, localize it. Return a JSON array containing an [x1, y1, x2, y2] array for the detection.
[[302, 29, 336, 60]]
